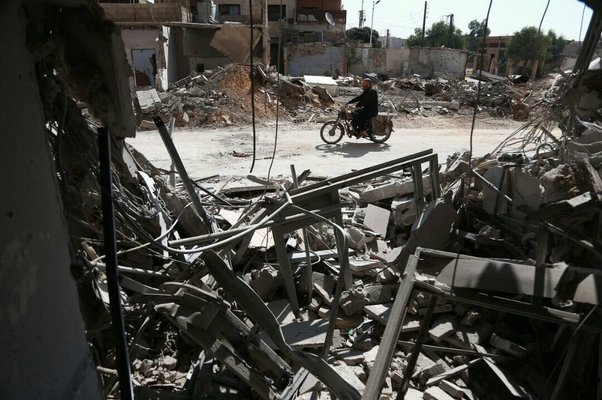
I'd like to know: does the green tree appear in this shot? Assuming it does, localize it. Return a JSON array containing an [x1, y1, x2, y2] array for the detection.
[[345, 27, 382, 48], [507, 26, 549, 64], [542, 30, 568, 73], [466, 19, 491, 52], [406, 28, 424, 47], [405, 21, 464, 49]]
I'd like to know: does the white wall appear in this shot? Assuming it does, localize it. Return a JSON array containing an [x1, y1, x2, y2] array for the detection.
[[120, 27, 169, 90]]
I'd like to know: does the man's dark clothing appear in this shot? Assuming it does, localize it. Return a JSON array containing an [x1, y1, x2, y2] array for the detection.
[[348, 88, 378, 132]]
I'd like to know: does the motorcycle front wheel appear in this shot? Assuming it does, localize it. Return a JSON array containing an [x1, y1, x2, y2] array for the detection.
[[320, 121, 345, 144]]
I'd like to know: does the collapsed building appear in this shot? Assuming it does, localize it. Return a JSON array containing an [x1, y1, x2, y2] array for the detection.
[[2, 1, 602, 400]]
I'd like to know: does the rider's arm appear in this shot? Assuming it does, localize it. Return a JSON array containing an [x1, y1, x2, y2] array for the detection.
[[347, 91, 365, 104]]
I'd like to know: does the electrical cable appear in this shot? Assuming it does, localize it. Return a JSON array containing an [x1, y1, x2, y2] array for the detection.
[[116, 194, 292, 255], [578, 2, 586, 52], [249, 0, 257, 173], [92, 201, 196, 263], [538, 0, 551, 35], [468, 0, 493, 172], [265, 0, 284, 188]]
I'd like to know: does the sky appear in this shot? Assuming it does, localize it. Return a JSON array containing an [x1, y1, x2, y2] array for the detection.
[[342, 0, 593, 42]]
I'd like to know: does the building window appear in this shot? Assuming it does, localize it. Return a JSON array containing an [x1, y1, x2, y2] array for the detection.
[[218, 4, 241, 16], [268, 5, 286, 21]]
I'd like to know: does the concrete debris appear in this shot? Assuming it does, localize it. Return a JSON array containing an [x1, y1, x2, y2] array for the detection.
[[52, 58, 602, 400]]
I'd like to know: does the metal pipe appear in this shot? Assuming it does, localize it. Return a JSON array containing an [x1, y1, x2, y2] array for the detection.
[[97, 127, 134, 400], [169, 203, 347, 246], [154, 117, 213, 231]]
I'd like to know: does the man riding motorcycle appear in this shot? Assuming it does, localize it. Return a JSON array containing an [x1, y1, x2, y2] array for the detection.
[[347, 78, 378, 138]]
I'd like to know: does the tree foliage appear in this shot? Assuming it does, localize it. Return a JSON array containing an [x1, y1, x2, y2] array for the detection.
[[466, 19, 490, 52], [406, 21, 464, 49], [346, 27, 382, 48], [507, 26, 549, 62]]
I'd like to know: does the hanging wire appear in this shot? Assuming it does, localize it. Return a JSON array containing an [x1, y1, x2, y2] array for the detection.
[[538, 0, 551, 35], [578, 2, 586, 52], [265, 0, 284, 187], [468, 0, 493, 172], [249, 0, 257, 172]]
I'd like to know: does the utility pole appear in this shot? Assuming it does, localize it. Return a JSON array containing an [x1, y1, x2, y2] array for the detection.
[[359, 0, 365, 28], [369, 0, 380, 46], [447, 13, 454, 48], [386, 29, 390, 48], [421, 1, 427, 47]]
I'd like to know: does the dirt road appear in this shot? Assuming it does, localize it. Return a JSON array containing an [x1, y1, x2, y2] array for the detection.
[[128, 117, 523, 180]]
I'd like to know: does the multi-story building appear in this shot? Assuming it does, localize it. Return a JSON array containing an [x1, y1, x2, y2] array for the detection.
[[98, 0, 346, 86]]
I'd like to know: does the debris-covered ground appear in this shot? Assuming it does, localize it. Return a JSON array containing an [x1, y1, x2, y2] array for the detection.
[[45, 45, 602, 399], [132, 63, 560, 131]]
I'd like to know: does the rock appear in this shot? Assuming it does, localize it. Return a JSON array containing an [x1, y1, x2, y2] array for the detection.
[[250, 266, 280, 301], [163, 355, 177, 371], [429, 317, 455, 341], [340, 287, 370, 316], [391, 196, 418, 227], [541, 164, 580, 203], [139, 119, 156, 130], [511, 100, 530, 121]]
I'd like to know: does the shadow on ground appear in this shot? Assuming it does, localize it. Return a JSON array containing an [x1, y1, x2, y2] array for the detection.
[[315, 142, 392, 158]]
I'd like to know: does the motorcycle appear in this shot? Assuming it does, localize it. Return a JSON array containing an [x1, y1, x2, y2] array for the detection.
[[319, 106, 395, 145]]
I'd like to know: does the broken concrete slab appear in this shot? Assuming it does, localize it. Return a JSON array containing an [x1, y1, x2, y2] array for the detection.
[[333, 348, 365, 366], [429, 318, 455, 342], [363, 204, 391, 237], [340, 287, 370, 316], [333, 364, 366, 394], [439, 380, 464, 398], [349, 257, 384, 274], [391, 196, 418, 227], [424, 386, 456, 400], [360, 176, 433, 202]]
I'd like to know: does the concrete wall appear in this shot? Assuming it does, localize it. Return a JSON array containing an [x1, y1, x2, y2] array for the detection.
[[285, 44, 410, 77], [100, 3, 192, 23], [285, 43, 347, 76], [120, 27, 170, 90], [168, 26, 191, 82], [348, 47, 410, 77], [183, 26, 263, 72], [0, 2, 101, 399], [408, 47, 468, 79]]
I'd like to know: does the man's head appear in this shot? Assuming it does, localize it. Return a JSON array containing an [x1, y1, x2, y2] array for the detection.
[[362, 78, 372, 90]]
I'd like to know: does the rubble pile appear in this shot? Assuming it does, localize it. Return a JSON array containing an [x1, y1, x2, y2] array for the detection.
[[374, 74, 559, 121], [52, 84, 601, 399], [136, 64, 337, 129], [49, 33, 602, 400]]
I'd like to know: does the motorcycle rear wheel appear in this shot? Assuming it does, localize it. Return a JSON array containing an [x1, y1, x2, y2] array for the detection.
[[320, 121, 345, 144], [368, 129, 392, 143]]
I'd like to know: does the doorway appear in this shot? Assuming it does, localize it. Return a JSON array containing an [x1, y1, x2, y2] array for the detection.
[[132, 48, 157, 87]]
